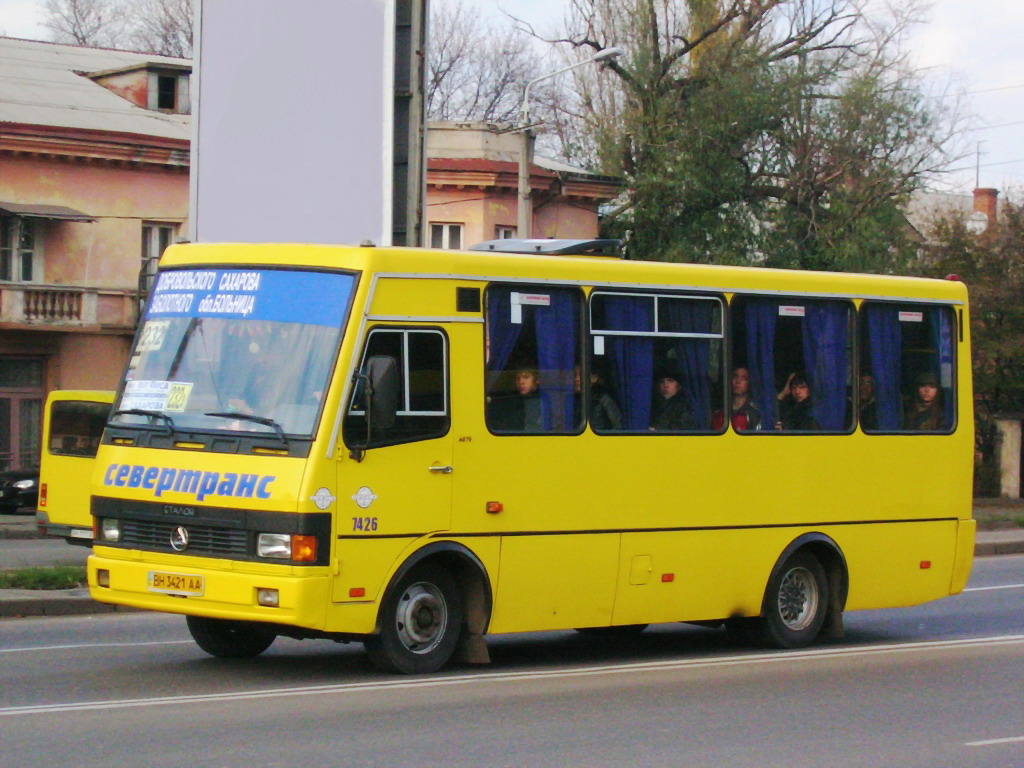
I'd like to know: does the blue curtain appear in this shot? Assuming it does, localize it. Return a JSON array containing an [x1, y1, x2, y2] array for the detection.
[[605, 296, 654, 430], [802, 302, 849, 431], [929, 306, 956, 428], [744, 300, 778, 426], [535, 289, 578, 430], [666, 301, 713, 429], [866, 305, 903, 430], [486, 287, 523, 391]]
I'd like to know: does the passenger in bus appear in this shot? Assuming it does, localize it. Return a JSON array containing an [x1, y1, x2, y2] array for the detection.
[[711, 366, 762, 431], [859, 372, 878, 430], [776, 371, 820, 431], [490, 367, 544, 431], [905, 371, 947, 431], [650, 371, 694, 431], [575, 366, 622, 431]]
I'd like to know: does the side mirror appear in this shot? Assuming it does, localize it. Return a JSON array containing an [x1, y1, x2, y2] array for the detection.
[[348, 355, 399, 461], [365, 355, 399, 430]]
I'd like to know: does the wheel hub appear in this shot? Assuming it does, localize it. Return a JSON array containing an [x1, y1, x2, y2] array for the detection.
[[778, 566, 819, 631], [395, 582, 447, 654]]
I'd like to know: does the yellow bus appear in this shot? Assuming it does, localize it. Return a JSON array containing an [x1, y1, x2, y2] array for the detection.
[[88, 240, 974, 673], [36, 390, 114, 545]]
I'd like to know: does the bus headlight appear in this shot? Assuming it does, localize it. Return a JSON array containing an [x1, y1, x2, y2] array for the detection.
[[100, 518, 121, 543], [257, 533, 317, 562], [257, 533, 291, 559]]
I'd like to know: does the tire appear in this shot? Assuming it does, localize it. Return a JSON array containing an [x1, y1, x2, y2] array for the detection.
[[726, 552, 829, 649], [365, 563, 463, 674], [762, 551, 829, 648], [186, 615, 276, 659]]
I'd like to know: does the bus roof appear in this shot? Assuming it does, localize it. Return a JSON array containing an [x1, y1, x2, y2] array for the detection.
[[158, 242, 968, 303]]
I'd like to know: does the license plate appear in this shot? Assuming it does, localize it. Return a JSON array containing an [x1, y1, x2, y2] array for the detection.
[[148, 571, 204, 596]]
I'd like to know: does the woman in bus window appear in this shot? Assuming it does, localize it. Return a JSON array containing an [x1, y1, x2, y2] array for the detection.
[[905, 371, 947, 431], [776, 372, 820, 431], [712, 366, 762, 432]]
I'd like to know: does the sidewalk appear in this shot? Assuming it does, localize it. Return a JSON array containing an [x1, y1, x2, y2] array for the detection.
[[1, 508, 1022, 619]]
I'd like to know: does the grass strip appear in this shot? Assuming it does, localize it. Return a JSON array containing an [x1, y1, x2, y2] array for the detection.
[[0, 566, 87, 590]]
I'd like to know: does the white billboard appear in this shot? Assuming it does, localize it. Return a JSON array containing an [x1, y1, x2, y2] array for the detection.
[[190, 0, 394, 246]]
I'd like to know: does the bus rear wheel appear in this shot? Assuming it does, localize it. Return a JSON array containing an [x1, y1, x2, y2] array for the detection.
[[764, 551, 829, 648], [727, 551, 829, 649], [186, 616, 276, 658], [365, 564, 463, 674]]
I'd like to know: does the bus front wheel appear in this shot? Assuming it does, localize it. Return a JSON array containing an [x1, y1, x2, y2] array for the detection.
[[365, 564, 463, 674], [186, 616, 276, 658]]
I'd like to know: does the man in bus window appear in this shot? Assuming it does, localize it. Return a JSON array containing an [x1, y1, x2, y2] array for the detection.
[[712, 366, 762, 432], [490, 367, 544, 431], [650, 371, 693, 431]]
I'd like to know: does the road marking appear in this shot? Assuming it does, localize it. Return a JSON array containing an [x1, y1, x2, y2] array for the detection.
[[1, 634, 1022, 717], [965, 736, 1024, 747], [963, 583, 1024, 592], [0, 640, 192, 654]]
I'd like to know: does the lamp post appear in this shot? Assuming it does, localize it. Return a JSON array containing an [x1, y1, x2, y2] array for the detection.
[[516, 46, 625, 238]]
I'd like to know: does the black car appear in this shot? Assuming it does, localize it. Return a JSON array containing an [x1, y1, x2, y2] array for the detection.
[[0, 468, 39, 515]]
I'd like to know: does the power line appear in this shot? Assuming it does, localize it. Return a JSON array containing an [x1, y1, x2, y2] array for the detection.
[[966, 120, 1024, 132], [966, 83, 1024, 95], [945, 157, 1024, 173]]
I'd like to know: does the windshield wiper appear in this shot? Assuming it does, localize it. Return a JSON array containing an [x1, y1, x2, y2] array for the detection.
[[111, 409, 176, 436], [204, 412, 290, 446]]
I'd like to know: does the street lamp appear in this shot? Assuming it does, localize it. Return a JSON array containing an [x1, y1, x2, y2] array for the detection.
[[516, 46, 625, 238]]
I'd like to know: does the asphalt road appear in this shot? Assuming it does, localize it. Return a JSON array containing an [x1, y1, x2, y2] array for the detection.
[[1, 555, 1021, 767]]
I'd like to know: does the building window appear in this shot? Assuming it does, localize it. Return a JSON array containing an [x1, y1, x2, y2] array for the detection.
[[148, 71, 190, 114], [0, 216, 39, 283], [430, 223, 463, 250], [140, 223, 177, 302], [496, 226, 515, 239]]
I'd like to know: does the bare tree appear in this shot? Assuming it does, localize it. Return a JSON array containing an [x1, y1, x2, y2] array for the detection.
[[427, 0, 544, 124], [126, 0, 193, 58], [523, 0, 965, 268], [41, 0, 127, 48]]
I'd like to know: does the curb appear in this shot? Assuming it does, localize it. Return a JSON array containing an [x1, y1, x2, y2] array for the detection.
[[0, 588, 141, 618]]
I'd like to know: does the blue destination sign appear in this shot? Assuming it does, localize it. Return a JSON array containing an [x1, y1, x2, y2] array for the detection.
[[146, 268, 354, 328]]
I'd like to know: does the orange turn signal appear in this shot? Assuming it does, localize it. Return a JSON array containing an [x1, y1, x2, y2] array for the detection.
[[486, 501, 503, 514], [920, 560, 931, 569], [291, 535, 317, 562], [349, 587, 366, 598], [661, 573, 675, 583]]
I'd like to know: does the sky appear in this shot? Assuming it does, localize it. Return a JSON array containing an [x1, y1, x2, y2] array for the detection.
[[1, 0, 1021, 195]]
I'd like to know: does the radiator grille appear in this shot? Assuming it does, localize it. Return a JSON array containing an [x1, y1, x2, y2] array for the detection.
[[120, 520, 249, 557]]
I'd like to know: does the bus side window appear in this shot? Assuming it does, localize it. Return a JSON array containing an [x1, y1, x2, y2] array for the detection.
[[859, 303, 956, 433], [342, 327, 449, 448], [484, 284, 583, 434], [589, 291, 723, 433], [731, 296, 853, 433]]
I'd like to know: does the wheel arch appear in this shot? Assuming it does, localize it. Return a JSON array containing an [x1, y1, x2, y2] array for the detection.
[[762, 532, 849, 640], [377, 541, 493, 640]]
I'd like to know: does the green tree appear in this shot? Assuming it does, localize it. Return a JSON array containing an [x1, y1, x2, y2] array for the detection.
[[545, 0, 959, 269], [925, 201, 1024, 491]]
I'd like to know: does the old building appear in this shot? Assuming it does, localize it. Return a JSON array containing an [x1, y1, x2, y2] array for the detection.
[[0, 37, 190, 471]]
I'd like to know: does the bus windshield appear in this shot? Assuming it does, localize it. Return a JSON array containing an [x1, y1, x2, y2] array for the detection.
[[117, 268, 355, 437]]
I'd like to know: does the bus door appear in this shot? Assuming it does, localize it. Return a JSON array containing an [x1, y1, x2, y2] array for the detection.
[[334, 326, 453, 602]]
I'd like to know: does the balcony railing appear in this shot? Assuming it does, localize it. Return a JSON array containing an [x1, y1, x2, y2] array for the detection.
[[0, 284, 137, 329]]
